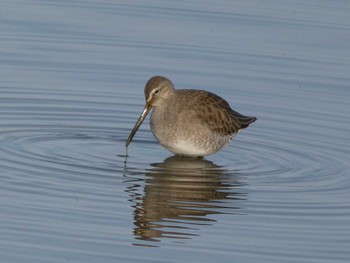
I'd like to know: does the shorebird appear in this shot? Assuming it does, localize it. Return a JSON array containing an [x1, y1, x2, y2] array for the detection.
[[126, 76, 256, 157]]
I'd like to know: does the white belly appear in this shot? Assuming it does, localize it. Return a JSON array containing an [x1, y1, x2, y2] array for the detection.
[[150, 108, 235, 157], [164, 139, 213, 157]]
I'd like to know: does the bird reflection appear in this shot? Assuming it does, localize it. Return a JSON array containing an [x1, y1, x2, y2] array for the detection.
[[124, 156, 246, 246]]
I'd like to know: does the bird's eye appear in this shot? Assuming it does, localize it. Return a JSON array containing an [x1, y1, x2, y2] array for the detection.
[[154, 89, 159, 95]]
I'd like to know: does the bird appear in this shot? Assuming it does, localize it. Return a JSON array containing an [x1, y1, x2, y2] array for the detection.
[[126, 76, 256, 157]]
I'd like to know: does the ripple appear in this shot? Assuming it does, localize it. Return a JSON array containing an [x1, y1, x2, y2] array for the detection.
[[208, 89, 350, 194], [0, 88, 131, 203], [0, 74, 349, 263], [118, 84, 350, 253], [1, 0, 350, 262]]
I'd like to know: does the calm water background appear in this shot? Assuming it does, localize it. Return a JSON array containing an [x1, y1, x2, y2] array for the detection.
[[1, 1, 350, 262]]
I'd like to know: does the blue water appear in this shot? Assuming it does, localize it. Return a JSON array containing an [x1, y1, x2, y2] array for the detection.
[[1, 1, 350, 262]]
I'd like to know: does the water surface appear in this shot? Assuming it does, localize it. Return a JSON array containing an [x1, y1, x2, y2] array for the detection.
[[1, 1, 350, 262]]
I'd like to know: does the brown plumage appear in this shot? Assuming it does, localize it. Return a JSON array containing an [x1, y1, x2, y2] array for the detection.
[[174, 90, 256, 136], [126, 76, 256, 157]]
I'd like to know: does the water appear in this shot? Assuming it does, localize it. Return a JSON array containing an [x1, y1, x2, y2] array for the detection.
[[1, 1, 350, 262]]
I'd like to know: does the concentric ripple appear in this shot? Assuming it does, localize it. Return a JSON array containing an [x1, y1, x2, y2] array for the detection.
[[1, 84, 350, 261], [1, 0, 350, 262], [214, 88, 349, 191], [0, 88, 126, 174], [121, 84, 350, 256]]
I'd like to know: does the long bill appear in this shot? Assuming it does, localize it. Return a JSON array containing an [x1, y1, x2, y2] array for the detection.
[[125, 104, 152, 147]]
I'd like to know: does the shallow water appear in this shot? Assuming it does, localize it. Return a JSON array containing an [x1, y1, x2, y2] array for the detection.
[[1, 1, 350, 262]]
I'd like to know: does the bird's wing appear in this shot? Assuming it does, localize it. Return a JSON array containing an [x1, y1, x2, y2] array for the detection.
[[178, 90, 256, 136]]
